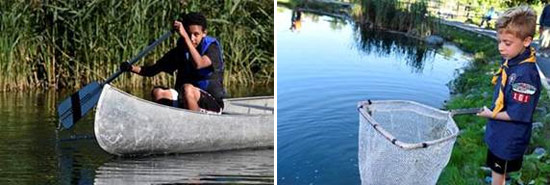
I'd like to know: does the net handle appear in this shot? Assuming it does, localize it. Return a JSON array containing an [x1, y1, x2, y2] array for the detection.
[[449, 108, 482, 116], [357, 101, 459, 150]]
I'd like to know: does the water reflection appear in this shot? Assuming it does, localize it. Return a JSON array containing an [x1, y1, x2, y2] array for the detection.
[[290, 9, 302, 31], [284, 6, 350, 33], [354, 25, 436, 73], [283, 4, 437, 73], [94, 149, 274, 185], [0, 83, 273, 184], [56, 139, 104, 185]]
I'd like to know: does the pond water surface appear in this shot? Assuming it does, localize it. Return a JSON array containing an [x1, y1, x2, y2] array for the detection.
[[277, 6, 471, 185], [0, 84, 273, 185]]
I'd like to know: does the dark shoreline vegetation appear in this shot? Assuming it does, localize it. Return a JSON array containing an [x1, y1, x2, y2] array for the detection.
[[354, 0, 436, 37], [0, 0, 273, 91], [280, 0, 437, 38], [280, 0, 550, 183]]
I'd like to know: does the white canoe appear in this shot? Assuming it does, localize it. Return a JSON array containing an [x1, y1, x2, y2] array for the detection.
[[94, 84, 274, 156]]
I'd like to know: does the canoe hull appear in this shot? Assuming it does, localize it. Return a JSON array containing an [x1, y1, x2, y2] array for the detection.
[[94, 84, 274, 155]]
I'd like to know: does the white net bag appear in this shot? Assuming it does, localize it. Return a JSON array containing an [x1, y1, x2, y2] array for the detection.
[[358, 100, 459, 185]]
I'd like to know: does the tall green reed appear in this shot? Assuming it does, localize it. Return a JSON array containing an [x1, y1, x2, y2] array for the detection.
[[0, 0, 273, 91]]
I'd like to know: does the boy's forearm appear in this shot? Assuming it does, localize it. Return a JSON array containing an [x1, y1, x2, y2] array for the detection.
[[131, 65, 159, 77], [181, 35, 211, 69], [479, 110, 511, 121], [492, 111, 511, 121]]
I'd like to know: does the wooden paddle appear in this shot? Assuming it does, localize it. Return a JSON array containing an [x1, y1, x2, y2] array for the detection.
[[57, 31, 173, 130]]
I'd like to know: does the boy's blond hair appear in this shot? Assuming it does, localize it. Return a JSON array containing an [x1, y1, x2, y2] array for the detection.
[[496, 6, 537, 40]]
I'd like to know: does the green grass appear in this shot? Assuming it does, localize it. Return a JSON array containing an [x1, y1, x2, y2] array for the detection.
[[0, 0, 273, 91]]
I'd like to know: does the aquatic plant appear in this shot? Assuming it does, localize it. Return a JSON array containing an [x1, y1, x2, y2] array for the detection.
[[0, 0, 273, 91]]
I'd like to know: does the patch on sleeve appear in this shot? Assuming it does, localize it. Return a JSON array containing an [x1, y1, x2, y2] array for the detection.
[[512, 83, 537, 95], [508, 73, 517, 85], [512, 92, 530, 103], [512, 83, 536, 103]]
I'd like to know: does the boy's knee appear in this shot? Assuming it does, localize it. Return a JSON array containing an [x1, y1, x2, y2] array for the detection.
[[151, 88, 161, 100], [183, 84, 194, 91], [182, 84, 199, 99], [183, 86, 193, 96], [151, 87, 170, 100]]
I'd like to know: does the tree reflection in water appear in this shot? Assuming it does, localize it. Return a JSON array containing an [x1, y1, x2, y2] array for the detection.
[[353, 25, 437, 73]]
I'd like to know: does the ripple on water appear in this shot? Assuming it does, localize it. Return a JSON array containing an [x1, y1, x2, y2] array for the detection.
[[95, 149, 274, 185]]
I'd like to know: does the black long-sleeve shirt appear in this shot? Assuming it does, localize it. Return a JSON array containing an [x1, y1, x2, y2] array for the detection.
[[140, 38, 224, 101]]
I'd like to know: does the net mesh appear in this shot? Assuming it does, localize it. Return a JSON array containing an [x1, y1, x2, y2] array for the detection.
[[358, 100, 459, 185]]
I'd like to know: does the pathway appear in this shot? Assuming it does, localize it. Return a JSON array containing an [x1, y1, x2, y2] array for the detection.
[[440, 19, 550, 89]]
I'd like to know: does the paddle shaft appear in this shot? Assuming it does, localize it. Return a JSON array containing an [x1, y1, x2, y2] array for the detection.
[[450, 107, 482, 116], [103, 30, 173, 84], [58, 30, 173, 129]]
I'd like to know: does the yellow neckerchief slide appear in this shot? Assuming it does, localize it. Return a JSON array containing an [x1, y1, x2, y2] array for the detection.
[[491, 47, 536, 118]]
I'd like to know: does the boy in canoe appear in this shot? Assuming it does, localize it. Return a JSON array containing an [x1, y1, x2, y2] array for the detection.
[[476, 6, 541, 185], [120, 12, 224, 113]]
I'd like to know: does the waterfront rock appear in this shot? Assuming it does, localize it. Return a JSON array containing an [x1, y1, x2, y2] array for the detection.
[[533, 147, 546, 159], [480, 166, 491, 175], [425, 35, 444, 45], [535, 107, 547, 114], [532, 122, 543, 131]]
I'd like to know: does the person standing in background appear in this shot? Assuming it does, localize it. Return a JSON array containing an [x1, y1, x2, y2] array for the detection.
[[539, 0, 550, 56]]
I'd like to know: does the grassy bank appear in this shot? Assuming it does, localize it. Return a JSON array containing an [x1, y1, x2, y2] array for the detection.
[[0, 0, 273, 91], [436, 24, 550, 184]]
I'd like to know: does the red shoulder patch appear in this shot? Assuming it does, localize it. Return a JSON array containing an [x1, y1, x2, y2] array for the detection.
[[512, 92, 530, 103]]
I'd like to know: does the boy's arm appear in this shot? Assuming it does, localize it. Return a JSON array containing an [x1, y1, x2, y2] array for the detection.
[[477, 106, 511, 121], [121, 46, 179, 77], [478, 68, 541, 123], [174, 21, 212, 69]]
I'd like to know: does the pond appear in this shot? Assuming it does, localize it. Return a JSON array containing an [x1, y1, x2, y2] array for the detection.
[[0, 84, 273, 184], [277, 6, 471, 185]]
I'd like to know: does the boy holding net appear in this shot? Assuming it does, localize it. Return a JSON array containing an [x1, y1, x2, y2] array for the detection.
[[476, 6, 542, 185]]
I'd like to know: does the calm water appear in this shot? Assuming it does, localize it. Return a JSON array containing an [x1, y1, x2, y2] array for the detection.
[[277, 7, 471, 185], [0, 84, 273, 185]]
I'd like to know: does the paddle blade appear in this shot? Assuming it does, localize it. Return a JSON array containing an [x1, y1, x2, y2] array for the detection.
[[57, 82, 103, 129]]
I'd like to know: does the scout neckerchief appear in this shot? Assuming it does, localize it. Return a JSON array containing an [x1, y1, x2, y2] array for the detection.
[[491, 47, 536, 118]]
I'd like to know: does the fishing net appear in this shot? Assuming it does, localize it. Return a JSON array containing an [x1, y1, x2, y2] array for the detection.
[[358, 100, 459, 185]]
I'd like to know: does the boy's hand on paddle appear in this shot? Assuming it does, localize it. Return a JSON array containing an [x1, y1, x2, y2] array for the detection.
[[120, 61, 133, 72], [476, 106, 492, 118], [173, 21, 188, 39]]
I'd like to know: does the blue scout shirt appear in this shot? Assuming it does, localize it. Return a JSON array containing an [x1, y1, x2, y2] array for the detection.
[[485, 47, 541, 160]]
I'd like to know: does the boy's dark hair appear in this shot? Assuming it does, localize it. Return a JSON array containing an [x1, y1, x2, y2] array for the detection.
[[180, 12, 207, 31]]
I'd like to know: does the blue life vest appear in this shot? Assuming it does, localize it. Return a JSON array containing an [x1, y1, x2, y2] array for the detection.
[[184, 36, 224, 91]]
